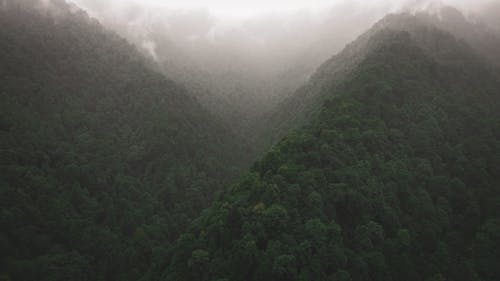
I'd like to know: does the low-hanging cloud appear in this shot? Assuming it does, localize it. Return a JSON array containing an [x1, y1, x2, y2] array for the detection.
[[70, 0, 498, 81]]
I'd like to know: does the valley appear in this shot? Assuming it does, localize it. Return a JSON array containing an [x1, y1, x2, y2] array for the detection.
[[1, 1, 499, 281]]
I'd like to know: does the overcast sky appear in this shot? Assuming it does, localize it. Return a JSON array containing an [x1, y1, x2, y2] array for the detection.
[[74, 0, 493, 20], [69, 0, 498, 78]]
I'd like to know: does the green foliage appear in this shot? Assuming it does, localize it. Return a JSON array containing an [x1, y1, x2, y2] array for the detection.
[[0, 1, 244, 280], [162, 26, 500, 281], [2, 3, 500, 281]]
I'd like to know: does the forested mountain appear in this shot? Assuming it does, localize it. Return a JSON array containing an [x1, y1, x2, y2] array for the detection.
[[74, 0, 389, 160], [161, 13, 500, 281], [0, 0, 246, 280], [152, 31, 321, 159], [2, 1, 500, 281], [264, 6, 500, 146]]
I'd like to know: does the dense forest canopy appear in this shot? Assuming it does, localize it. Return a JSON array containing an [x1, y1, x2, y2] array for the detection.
[[264, 4, 500, 147], [0, 0, 246, 280], [161, 13, 500, 281], [1, 0, 499, 281]]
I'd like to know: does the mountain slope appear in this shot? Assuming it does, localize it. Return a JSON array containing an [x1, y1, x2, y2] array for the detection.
[[161, 15, 500, 281], [264, 7, 500, 147], [0, 1, 243, 280]]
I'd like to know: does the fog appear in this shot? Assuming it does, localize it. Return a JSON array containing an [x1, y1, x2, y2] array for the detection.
[[67, 0, 499, 137], [71, 0, 495, 70]]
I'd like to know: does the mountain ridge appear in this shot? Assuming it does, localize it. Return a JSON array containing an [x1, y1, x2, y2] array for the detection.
[[159, 10, 500, 281], [1, 1, 500, 280], [263, 6, 500, 149], [0, 1, 248, 280]]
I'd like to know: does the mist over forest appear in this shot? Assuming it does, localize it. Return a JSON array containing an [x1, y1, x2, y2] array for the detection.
[[72, 0, 497, 78], [1, 0, 500, 280], [73, 0, 495, 65], [71, 0, 500, 146]]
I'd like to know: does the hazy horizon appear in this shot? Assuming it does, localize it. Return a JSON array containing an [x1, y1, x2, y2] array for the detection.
[[67, 0, 497, 81]]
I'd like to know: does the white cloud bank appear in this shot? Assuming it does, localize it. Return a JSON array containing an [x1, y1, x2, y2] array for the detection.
[[69, 0, 498, 79]]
